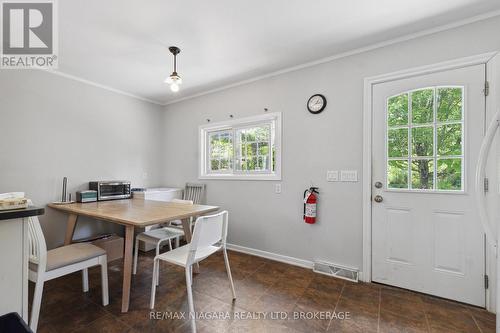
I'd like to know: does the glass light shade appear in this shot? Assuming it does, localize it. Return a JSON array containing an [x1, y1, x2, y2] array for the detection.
[[165, 73, 182, 85]]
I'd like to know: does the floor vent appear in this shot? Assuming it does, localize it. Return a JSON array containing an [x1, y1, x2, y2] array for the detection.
[[313, 261, 359, 283]]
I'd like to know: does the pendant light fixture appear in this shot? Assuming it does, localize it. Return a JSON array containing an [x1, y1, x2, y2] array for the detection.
[[165, 46, 182, 92]]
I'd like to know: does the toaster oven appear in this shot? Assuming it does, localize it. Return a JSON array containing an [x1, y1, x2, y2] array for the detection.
[[89, 181, 131, 201]]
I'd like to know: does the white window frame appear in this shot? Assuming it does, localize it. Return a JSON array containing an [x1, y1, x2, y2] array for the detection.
[[199, 112, 282, 180]]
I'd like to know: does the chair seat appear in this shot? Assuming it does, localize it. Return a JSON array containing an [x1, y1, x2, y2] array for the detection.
[[30, 243, 106, 272], [156, 244, 220, 267], [137, 227, 184, 244]]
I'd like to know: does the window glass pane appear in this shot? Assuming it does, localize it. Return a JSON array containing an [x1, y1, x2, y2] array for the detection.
[[437, 87, 462, 122], [437, 158, 462, 190], [388, 160, 408, 189], [411, 89, 434, 124], [235, 125, 271, 172], [388, 128, 408, 157], [209, 130, 232, 172], [437, 124, 462, 156], [412, 127, 433, 157], [411, 159, 434, 190], [387, 94, 408, 127]]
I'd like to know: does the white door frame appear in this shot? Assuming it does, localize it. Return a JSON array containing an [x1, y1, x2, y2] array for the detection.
[[362, 52, 498, 305]]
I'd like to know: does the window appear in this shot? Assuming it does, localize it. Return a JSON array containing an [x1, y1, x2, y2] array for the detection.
[[199, 113, 281, 180], [386, 87, 464, 191]]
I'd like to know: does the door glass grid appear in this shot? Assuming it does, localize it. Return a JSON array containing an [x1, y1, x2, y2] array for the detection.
[[386, 87, 464, 191]]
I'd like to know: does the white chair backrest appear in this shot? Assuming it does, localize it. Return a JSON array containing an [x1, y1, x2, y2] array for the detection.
[[184, 183, 205, 204], [171, 198, 194, 205], [27, 215, 47, 271], [187, 211, 228, 264]]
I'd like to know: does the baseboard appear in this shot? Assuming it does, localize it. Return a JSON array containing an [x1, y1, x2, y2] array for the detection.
[[226, 243, 314, 269]]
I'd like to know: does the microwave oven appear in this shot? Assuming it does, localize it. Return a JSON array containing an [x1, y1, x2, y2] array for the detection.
[[89, 181, 131, 201]]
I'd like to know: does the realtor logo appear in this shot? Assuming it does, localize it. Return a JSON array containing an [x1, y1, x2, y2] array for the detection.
[[1, 0, 58, 68]]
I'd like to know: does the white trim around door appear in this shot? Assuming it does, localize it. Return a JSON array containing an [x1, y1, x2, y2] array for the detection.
[[362, 52, 498, 305]]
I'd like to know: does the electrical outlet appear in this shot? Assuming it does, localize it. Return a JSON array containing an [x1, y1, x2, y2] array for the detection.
[[340, 170, 358, 182], [327, 170, 339, 182], [275, 183, 282, 194]]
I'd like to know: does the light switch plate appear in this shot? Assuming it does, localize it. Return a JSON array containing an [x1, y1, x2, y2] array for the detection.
[[327, 170, 339, 182], [275, 183, 282, 194], [341, 170, 358, 182]]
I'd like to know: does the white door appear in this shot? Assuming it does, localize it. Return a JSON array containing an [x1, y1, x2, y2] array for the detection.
[[371, 64, 486, 306]]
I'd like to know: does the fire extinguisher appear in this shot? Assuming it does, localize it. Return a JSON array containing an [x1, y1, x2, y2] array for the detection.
[[303, 187, 319, 224]]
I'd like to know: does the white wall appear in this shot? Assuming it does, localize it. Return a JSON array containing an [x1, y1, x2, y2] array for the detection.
[[0, 70, 164, 249], [161, 16, 500, 272]]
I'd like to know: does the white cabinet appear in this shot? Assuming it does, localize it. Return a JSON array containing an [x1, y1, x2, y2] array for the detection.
[[133, 188, 182, 251]]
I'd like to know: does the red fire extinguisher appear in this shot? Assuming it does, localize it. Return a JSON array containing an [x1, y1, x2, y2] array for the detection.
[[303, 187, 319, 224]]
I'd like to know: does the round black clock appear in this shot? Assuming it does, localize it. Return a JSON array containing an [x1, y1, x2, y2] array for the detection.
[[307, 94, 327, 114]]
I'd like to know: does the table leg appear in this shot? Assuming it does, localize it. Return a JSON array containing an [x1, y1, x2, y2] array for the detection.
[[181, 217, 199, 273], [64, 214, 78, 245], [121, 225, 134, 313]]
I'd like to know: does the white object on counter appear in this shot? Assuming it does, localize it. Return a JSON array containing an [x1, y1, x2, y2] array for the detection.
[[133, 188, 183, 252]]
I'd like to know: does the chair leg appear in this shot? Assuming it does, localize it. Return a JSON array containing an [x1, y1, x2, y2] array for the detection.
[[185, 265, 196, 330], [29, 276, 44, 332], [133, 238, 139, 275], [100, 256, 109, 306], [155, 243, 161, 286], [223, 248, 236, 300], [82, 268, 89, 292], [175, 236, 180, 248], [168, 239, 172, 251], [150, 258, 159, 309]]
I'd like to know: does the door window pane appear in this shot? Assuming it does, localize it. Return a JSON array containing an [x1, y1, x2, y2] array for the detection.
[[385, 86, 464, 191], [411, 127, 433, 157], [437, 87, 462, 122], [388, 128, 408, 157], [388, 93, 409, 126], [388, 160, 409, 189], [437, 124, 462, 156], [437, 159, 462, 190], [411, 159, 434, 190], [411, 89, 434, 124]]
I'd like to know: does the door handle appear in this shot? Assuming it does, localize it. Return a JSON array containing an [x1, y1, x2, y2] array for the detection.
[[374, 181, 383, 189], [374, 195, 383, 203]]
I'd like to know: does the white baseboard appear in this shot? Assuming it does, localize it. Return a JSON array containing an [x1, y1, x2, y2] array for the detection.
[[226, 243, 314, 269]]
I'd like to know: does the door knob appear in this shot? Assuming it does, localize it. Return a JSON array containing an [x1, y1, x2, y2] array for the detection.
[[374, 181, 383, 189], [374, 195, 383, 203]]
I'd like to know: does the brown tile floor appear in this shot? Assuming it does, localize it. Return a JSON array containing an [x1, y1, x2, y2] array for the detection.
[[30, 250, 496, 333]]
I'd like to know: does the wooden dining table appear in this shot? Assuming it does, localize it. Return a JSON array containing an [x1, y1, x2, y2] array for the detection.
[[48, 199, 219, 312]]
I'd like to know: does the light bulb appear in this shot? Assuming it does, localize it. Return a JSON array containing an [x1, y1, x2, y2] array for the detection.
[[170, 82, 180, 92]]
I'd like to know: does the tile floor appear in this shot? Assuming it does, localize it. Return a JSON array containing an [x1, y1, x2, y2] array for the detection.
[[31, 250, 495, 333]]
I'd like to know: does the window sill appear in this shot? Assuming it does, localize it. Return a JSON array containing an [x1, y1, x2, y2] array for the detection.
[[199, 173, 281, 181]]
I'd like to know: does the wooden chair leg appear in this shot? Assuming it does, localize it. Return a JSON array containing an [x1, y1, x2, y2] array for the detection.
[[100, 256, 109, 306], [82, 268, 89, 292], [223, 248, 236, 300], [30, 277, 44, 332], [133, 238, 139, 275]]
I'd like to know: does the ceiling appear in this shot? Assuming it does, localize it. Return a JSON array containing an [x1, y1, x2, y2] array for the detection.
[[58, 0, 500, 104]]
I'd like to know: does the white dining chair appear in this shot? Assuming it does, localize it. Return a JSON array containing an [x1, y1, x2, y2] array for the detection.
[[133, 199, 193, 276], [150, 211, 236, 332], [27, 215, 109, 332]]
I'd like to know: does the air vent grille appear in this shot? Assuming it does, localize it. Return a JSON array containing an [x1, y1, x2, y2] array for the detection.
[[313, 261, 359, 283]]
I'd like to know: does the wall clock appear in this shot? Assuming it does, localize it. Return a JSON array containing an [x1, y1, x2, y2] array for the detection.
[[307, 94, 327, 114]]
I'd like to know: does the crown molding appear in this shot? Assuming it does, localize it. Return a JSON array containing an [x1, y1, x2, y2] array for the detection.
[[35, 10, 500, 107], [38, 69, 165, 105]]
